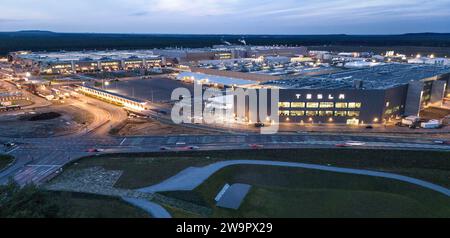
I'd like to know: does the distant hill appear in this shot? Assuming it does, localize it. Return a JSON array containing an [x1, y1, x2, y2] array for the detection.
[[1, 31, 450, 55], [402, 32, 450, 36], [16, 30, 56, 34]]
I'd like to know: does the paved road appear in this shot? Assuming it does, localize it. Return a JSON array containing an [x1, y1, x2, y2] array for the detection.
[[121, 197, 172, 218], [0, 93, 126, 185], [138, 160, 450, 197], [0, 80, 52, 110], [2, 132, 450, 186]]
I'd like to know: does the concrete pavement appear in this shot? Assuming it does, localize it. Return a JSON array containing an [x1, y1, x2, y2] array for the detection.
[[121, 197, 172, 218]]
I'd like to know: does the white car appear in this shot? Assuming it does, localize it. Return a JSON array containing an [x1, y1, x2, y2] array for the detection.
[[345, 141, 366, 146]]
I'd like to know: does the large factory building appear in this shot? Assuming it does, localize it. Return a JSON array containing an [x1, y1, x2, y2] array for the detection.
[[186, 63, 450, 125], [255, 64, 450, 125], [8, 50, 166, 74]]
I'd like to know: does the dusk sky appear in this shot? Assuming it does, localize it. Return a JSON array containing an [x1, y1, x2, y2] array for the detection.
[[1, 0, 450, 34]]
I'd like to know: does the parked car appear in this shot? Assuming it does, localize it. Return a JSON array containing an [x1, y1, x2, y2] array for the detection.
[[4, 142, 16, 148], [433, 140, 445, 144], [434, 140, 450, 145]]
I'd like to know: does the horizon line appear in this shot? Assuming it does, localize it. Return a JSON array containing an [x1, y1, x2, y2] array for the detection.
[[2, 30, 450, 36]]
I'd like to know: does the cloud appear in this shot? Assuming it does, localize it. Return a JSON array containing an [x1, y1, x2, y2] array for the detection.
[[129, 11, 149, 17], [246, 0, 450, 20], [145, 0, 242, 16]]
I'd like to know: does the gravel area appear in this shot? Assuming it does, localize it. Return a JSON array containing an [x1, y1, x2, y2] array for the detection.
[[45, 167, 152, 199]]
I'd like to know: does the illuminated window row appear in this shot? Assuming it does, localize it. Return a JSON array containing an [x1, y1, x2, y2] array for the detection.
[[279, 102, 362, 109], [279, 111, 360, 117]]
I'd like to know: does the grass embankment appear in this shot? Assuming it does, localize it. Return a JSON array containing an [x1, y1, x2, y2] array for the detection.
[[0, 155, 14, 170], [65, 149, 450, 189], [51, 191, 150, 218], [57, 149, 450, 218], [0, 183, 150, 218], [163, 165, 450, 218]]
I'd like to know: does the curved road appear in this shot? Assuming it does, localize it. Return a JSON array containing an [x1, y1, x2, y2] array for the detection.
[[138, 160, 450, 197]]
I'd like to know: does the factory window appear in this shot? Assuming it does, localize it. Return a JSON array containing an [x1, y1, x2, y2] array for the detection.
[[335, 103, 348, 108], [339, 94, 345, 100], [306, 102, 319, 108], [347, 111, 360, 117], [278, 102, 290, 108], [317, 94, 323, 100], [319, 111, 334, 116], [306, 111, 318, 116], [290, 111, 305, 116], [306, 94, 312, 100], [291, 102, 305, 108], [279, 110, 290, 116], [334, 111, 347, 117], [319, 102, 334, 108], [348, 102, 362, 108]]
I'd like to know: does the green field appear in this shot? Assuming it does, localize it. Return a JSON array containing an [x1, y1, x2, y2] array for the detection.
[[0, 155, 14, 170], [58, 149, 450, 218], [65, 149, 450, 189], [50, 192, 150, 218], [162, 165, 450, 218]]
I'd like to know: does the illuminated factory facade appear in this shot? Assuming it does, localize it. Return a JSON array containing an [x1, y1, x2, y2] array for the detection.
[[77, 85, 148, 111], [233, 64, 450, 125], [261, 64, 450, 125], [9, 50, 165, 75]]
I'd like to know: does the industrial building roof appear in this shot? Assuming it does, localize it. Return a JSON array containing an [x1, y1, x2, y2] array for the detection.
[[177, 72, 258, 86], [17, 50, 161, 63], [263, 63, 450, 90], [197, 58, 334, 77]]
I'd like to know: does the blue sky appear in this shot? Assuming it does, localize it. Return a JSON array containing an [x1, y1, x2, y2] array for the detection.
[[1, 0, 450, 34]]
